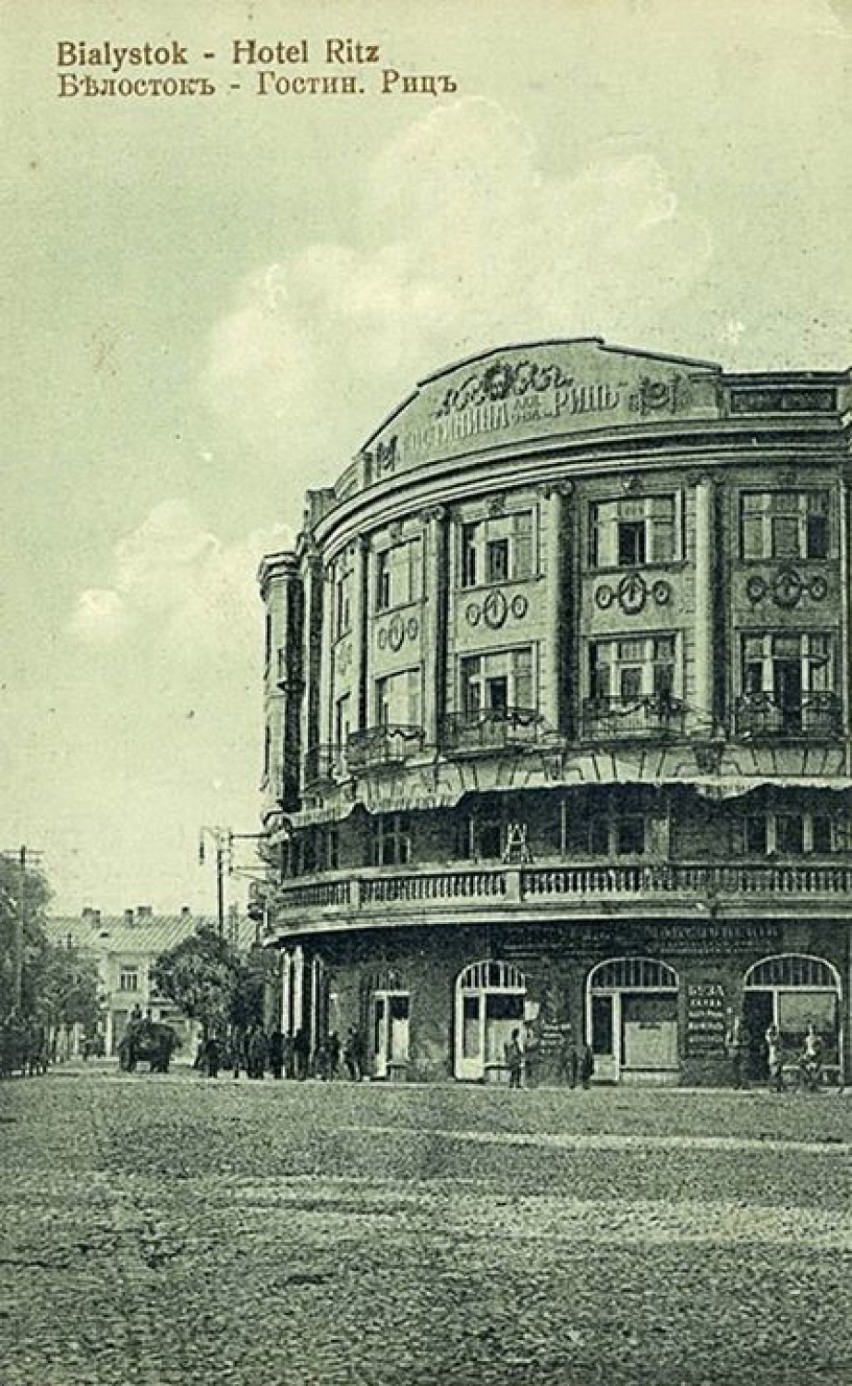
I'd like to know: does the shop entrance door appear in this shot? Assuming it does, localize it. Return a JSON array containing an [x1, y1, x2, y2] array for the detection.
[[587, 958, 680, 1083], [455, 960, 527, 1081], [373, 991, 410, 1079]]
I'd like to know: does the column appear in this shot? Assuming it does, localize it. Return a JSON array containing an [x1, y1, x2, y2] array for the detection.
[[422, 506, 449, 746], [693, 476, 715, 730], [318, 562, 334, 749], [303, 551, 324, 758], [352, 536, 370, 732], [281, 950, 291, 1035], [541, 484, 568, 731], [293, 946, 305, 1035]]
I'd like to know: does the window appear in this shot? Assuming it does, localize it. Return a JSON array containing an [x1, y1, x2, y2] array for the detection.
[[589, 636, 677, 703], [264, 611, 273, 667], [119, 967, 139, 992], [735, 810, 844, 856], [374, 538, 422, 612], [587, 814, 647, 857], [375, 668, 422, 728], [590, 495, 677, 568], [459, 512, 534, 588], [334, 694, 351, 749], [334, 552, 353, 638], [371, 813, 412, 867], [460, 647, 534, 717], [740, 490, 830, 561], [741, 632, 833, 699]]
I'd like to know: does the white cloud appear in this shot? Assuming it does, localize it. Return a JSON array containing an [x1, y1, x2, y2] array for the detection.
[[200, 98, 711, 476], [69, 500, 294, 657]]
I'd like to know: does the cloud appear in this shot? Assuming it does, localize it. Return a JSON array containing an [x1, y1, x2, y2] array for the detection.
[[200, 98, 711, 477], [68, 500, 294, 657]]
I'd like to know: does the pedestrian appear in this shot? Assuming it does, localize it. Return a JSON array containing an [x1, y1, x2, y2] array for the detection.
[[343, 1025, 361, 1082], [765, 1023, 784, 1092], [269, 1028, 284, 1080], [504, 1028, 524, 1089], [579, 1043, 595, 1089], [800, 1023, 823, 1091], [293, 1027, 310, 1081], [560, 1032, 579, 1089], [205, 1035, 220, 1079], [282, 1032, 295, 1079], [327, 1031, 341, 1080], [248, 1027, 267, 1080], [726, 1013, 746, 1090]]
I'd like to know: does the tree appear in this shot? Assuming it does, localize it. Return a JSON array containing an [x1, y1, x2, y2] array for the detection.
[[152, 925, 243, 1038], [0, 853, 52, 1023], [40, 943, 100, 1035]]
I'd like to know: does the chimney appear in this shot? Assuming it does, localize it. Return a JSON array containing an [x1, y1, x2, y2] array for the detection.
[[136, 905, 153, 919], [180, 905, 192, 919], [81, 906, 97, 922], [124, 909, 134, 926]]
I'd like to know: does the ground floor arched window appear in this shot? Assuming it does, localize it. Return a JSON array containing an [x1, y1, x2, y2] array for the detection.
[[361, 968, 410, 1079], [586, 957, 680, 1084], [454, 960, 527, 1081], [742, 953, 842, 1079]]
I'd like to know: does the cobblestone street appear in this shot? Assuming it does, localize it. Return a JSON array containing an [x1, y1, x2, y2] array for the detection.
[[1, 1067, 851, 1386]]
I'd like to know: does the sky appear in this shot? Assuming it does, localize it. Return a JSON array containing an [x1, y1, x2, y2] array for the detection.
[[2, 0, 852, 915]]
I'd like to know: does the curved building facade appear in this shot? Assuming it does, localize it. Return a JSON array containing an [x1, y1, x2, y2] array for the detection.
[[258, 337, 852, 1085]]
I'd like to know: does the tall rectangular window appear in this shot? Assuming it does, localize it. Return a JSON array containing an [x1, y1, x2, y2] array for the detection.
[[374, 538, 423, 612], [589, 636, 679, 702], [460, 647, 535, 717], [590, 495, 678, 569], [740, 490, 830, 560], [371, 813, 412, 867], [334, 552, 353, 638], [459, 511, 535, 588], [375, 669, 422, 728]]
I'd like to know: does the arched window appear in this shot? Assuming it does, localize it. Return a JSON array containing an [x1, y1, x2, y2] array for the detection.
[[455, 960, 527, 1080], [589, 957, 679, 992], [744, 954, 841, 993], [458, 959, 526, 993]]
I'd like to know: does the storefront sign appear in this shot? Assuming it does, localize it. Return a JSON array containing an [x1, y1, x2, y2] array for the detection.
[[685, 983, 727, 1057]]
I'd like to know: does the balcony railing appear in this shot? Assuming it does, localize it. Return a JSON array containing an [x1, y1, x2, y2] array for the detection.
[[346, 724, 425, 772], [441, 707, 544, 753], [582, 694, 687, 739], [734, 691, 842, 739], [266, 860, 852, 932]]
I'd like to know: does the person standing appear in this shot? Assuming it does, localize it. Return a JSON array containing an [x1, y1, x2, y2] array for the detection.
[[765, 1023, 784, 1092], [269, 1029, 284, 1081], [504, 1028, 524, 1089], [579, 1043, 595, 1090], [293, 1027, 310, 1081], [726, 1013, 746, 1090]]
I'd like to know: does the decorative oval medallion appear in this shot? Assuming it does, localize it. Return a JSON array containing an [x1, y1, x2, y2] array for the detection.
[[745, 575, 768, 604], [482, 589, 509, 629], [617, 572, 648, 616], [651, 579, 672, 606], [377, 627, 388, 650], [388, 615, 405, 651], [406, 616, 420, 640], [773, 568, 804, 609], [808, 574, 828, 602], [595, 584, 615, 610], [510, 593, 529, 620], [465, 602, 481, 627]]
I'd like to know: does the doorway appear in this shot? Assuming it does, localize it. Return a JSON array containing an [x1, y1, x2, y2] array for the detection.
[[455, 960, 527, 1080], [587, 957, 680, 1083]]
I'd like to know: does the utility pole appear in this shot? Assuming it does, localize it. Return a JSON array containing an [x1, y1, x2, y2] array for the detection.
[[13, 845, 25, 1014], [199, 827, 268, 940]]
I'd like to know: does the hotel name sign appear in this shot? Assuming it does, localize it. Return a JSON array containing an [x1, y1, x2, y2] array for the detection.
[[359, 342, 720, 482]]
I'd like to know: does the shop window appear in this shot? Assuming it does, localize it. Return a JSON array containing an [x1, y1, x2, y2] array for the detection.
[[740, 490, 830, 561], [589, 495, 678, 569], [459, 512, 534, 589]]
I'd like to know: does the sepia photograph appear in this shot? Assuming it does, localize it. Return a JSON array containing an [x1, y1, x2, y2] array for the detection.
[[2, 1, 851, 1382]]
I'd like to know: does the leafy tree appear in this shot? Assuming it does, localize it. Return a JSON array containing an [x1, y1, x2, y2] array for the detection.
[[152, 925, 243, 1038], [0, 853, 52, 1022], [40, 943, 100, 1034]]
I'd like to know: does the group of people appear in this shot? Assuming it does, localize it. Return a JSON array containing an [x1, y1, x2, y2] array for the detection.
[[764, 1021, 825, 1092], [504, 1027, 595, 1090], [195, 1024, 368, 1082]]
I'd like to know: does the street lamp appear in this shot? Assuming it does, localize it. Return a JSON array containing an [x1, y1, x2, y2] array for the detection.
[[198, 827, 268, 940]]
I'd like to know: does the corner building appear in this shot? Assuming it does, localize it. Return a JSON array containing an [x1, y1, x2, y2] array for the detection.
[[258, 338, 852, 1086]]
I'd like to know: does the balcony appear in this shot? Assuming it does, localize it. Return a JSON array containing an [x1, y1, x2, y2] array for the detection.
[[346, 724, 425, 772], [734, 691, 842, 740], [582, 694, 687, 740], [441, 707, 545, 754], [264, 859, 852, 939]]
